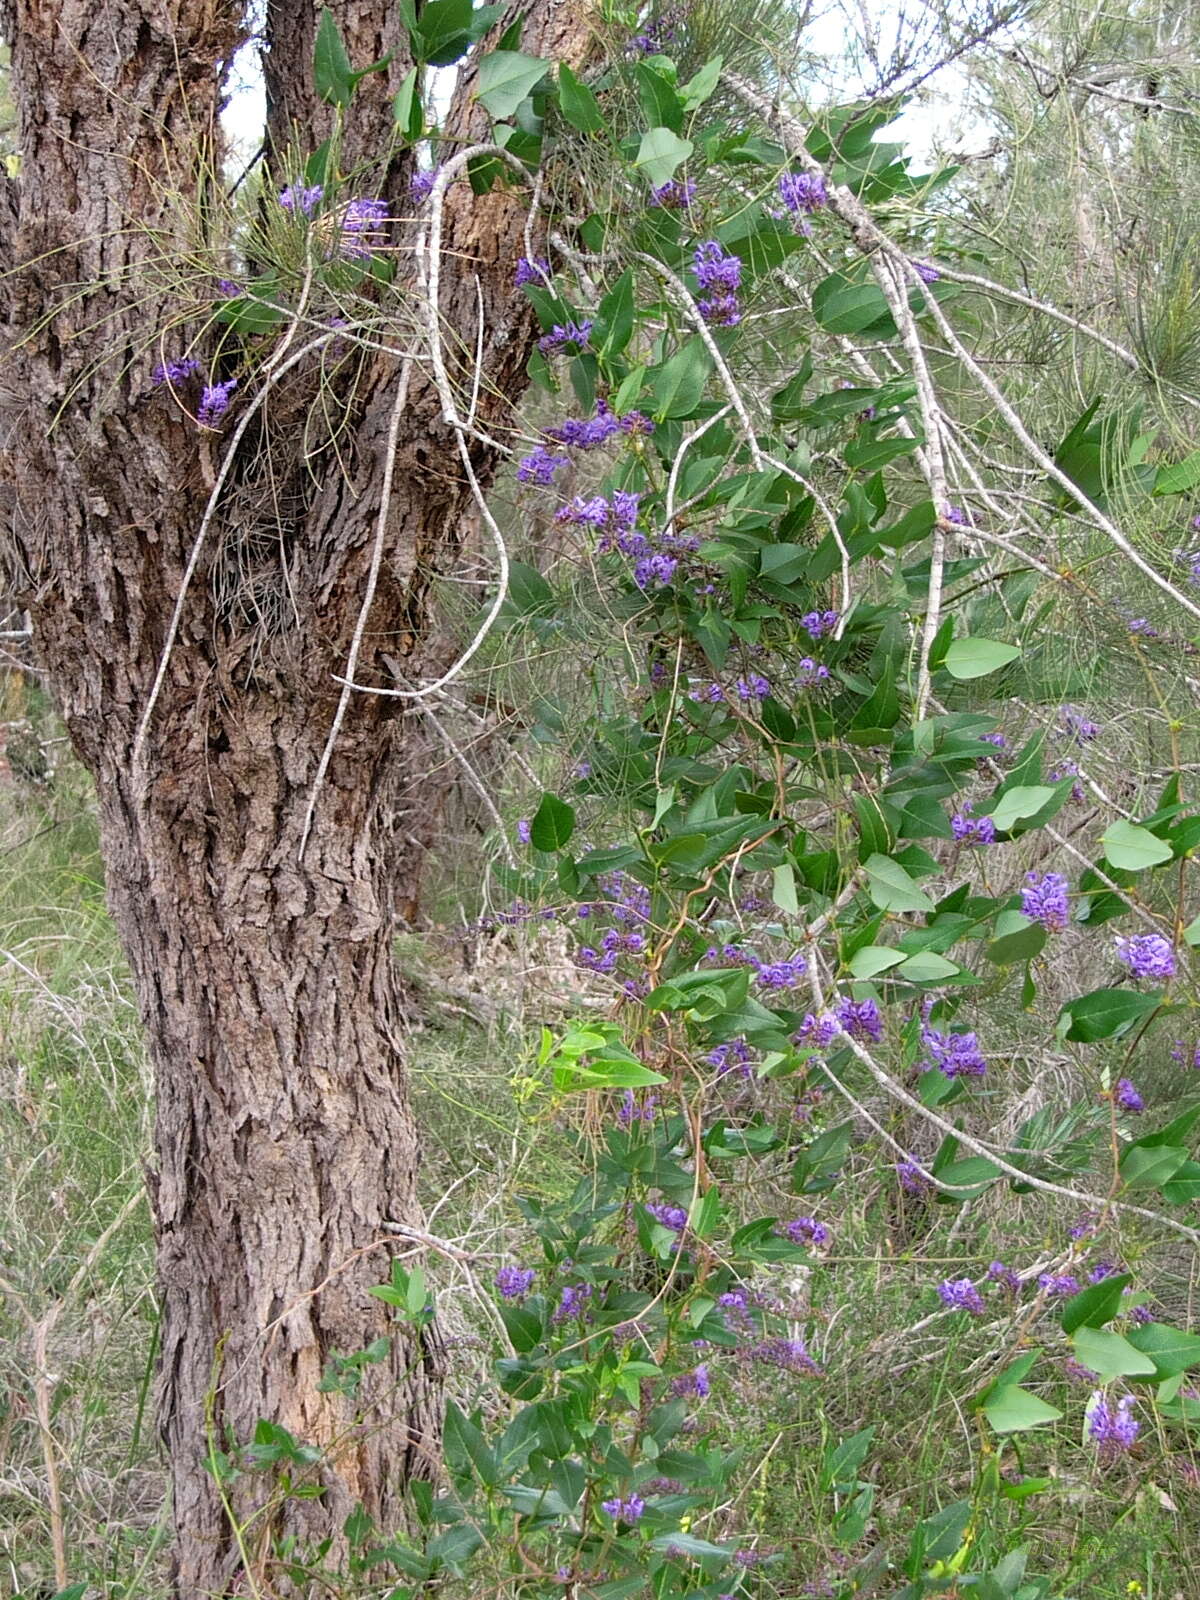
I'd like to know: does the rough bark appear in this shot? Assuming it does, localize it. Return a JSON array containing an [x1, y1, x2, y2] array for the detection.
[[0, 0, 592, 1588]]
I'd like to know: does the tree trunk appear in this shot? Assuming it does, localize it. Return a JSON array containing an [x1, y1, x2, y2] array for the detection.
[[0, 0, 588, 1588]]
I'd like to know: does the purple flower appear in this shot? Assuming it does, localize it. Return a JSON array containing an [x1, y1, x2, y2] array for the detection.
[[778, 171, 828, 218], [409, 169, 439, 204], [516, 818, 532, 844], [515, 256, 550, 288], [951, 809, 997, 845], [634, 553, 678, 590], [781, 1216, 830, 1247], [1037, 1272, 1079, 1298], [552, 1282, 593, 1323], [693, 240, 743, 326], [1088, 1260, 1118, 1283], [942, 503, 971, 525], [279, 182, 323, 215], [795, 657, 831, 686], [1021, 872, 1070, 933], [980, 731, 1007, 749], [617, 1089, 658, 1126], [670, 1364, 710, 1398], [1116, 934, 1175, 980], [922, 1026, 987, 1079], [937, 1278, 985, 1314], [651, 178, 697, 209], [495, 1266, 536, 1300], [1060, 704, 1100, 743], [1069, 1211, 1099, 1240], [707, 1038, 754, 1079], [646, 1201, 688, 1234], [987, 1261, 1021, 1292], [601, 1494, 645, 1522], [913, 259, 940, 283], [801, 609, 839, 640], [755, 957, 805, 990], [835, 996, 883, 1043], [747, 1335, 821, 1374], [197, 379, 237, 427], [538, 320, 593, 355], [1086, 1392, 1139, 1458], [896, 1159, 930, 1195], [556, 494, 610, 530], [215, 278, 242, 298], [794, 1012, 838, 1050], [1115, 1078, 1145, 1112], [734, 673, 772, 701], [1065, 1356, 1098, 1383], [339, 197, 389, 259], [517, 445, 570, 485], [545, 400, 632, 451], [152, 356, 201, 386]]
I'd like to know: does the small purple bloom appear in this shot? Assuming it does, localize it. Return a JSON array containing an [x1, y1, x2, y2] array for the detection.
[[516, 445, 570, 485], [279, 182, 323, 215], [693, 240, 743, 326], [913, 259, 940, 283], [987, 1261, 1021, 1292], [197, 379, 237, 427], [651, 178, 697, 210], [1060, 704, 1100, 743], [937, 1278, 985, 1314], [538, 320, 593, 355], [339, 197, 389, 259], [1116, 934, 1175, 980], [922, 1026, 987, 1079], [778, 170, 828, 217], [942, 503, 971, 525], [801, 609, 839, 640], [670, 1364, 710, 1398], [1086, 1392, 1139, 1458], [896, 1158, 930, 1194], [747, 1335, 821, 1374], [409, 169, 439, 204], [646, 1201, 688, 1234], [495, 1266, 536, 1300], [781, 1216, 830, 1247], [1021, 872, 1070, 933], [835, 996, 884, 1043], [515, 255, 550, 288], [951, 808, 997, 846], [552, 1282, 592, 1323], [1114, 1078, 1145, 1112], [152, 356, 201, 387], [1037, 1272, 1080, 1298], [634, 553, 678, 590], [516, 818, 531, 844], [601, 1494, 645, 1523]]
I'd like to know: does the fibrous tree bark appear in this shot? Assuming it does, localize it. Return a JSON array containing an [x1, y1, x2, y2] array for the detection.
[[0, 0, 588, 1589]]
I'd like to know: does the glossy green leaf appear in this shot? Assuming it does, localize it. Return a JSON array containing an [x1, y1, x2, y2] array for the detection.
[[1101, 820, 1173, 871], [1072, 1326, 1156, 1381], [314, 8, 355, 106], [477, 51, 551, 120], [1059, 987, 1161, 1042], [530, 793, 575, 851], [634, 127, 693, 188], [982, 1386, 1062, 1434], [558, 63, 606, 132], [943, 637, 1021, 680], [864, 853, 935, 914], [989, 785, 1055, 833]]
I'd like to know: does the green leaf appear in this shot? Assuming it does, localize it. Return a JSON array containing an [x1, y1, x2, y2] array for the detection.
[[811, 272, 893, 336], [1072, 1326, 1156, 1381], [1060, 1272, 1133, 1334], [895, 950, 959, 981], [989, 786, 1055, 834], [1119, 1142, 1188, 1190], [443, 1399, 500, 1486], [393, 68, 424, 140], [982, 1387, 1062, 1434], [554, 1057, 668, 1092], [1101, 820, 1173, 871], [847, 945, 906, 979], [594, 269, 635, 361], [1059, 987, 1161, 1042], [943, 637, 1021, 680], [558, 63, 606, 133], [987, 911, 1046, 966], [650, 338, 713, 418], [1126, 1322, 1200, 1378], [648, 1532, 732, 1562], [634, 126, 694, 189], [477, 51, 551, 120], [772, 862, 800, 914], [1153, 449, 1200, 496], [679, 55, 723, 111], [314, 8, 355, 106], [530, 793, 575, 851], [864, 853, 935, 914]]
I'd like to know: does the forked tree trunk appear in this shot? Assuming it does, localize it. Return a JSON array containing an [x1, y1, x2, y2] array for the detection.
[[0, 0, 587, 1588]]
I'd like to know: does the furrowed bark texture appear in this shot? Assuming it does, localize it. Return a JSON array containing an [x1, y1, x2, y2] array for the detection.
[[0, 0, 592, 1589]]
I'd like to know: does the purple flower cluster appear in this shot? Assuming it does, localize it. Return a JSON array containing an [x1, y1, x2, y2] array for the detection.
[[515, 445, 569, 485], [602, 1494, 646, 1522], [1021, 872, 1070, 932], [1060, 704, 1100, 743], [630, 6, 683, 53], [937, 1278, 985, 1314], [279, 182, 323, 215], [693, 240, 743, 327], [747, 1335, 821, 1374], [922, 1026, 987, 1078], [545, 397, 654, 452], [896, 1158, 930, 1195], [670, 1364, 710, 1398], [495, 1266, 536, 1300], [980, 731, 1007, 749], [1086, 1392, 1139, 1458], [651, 178, 697, 210], [943, 504, 971, 526], [1114, 1078, 1145, 1112], [1037, 1272, 1080, 1298], [951, 808, 996, 846], [1116, 933, 1175, 980], [794, 1012, 838, 1050], [646, 1201, 688, 1234], [913, 259, 940, 284], [537, 320, 593, 355], [553, 1283, 592, 1323], [515, 255, 550, 288], [577, 925, 646, 975], [152, 356, 201, 386], [795, 657, 831, 687], [197, 379, 237, 427], [801, 609, 839, 640], [339, 198, 389, 258], [835, 996, 883, 1043], [777, 171, 828, 225], [409, 170, 439, 204], [755, 955, 807, 991], [781, 1216, 830, 1247], [707, 1037, 754, 1079], [617, 1089, 658, 1126], [988, 1261, 1021, 1292]]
